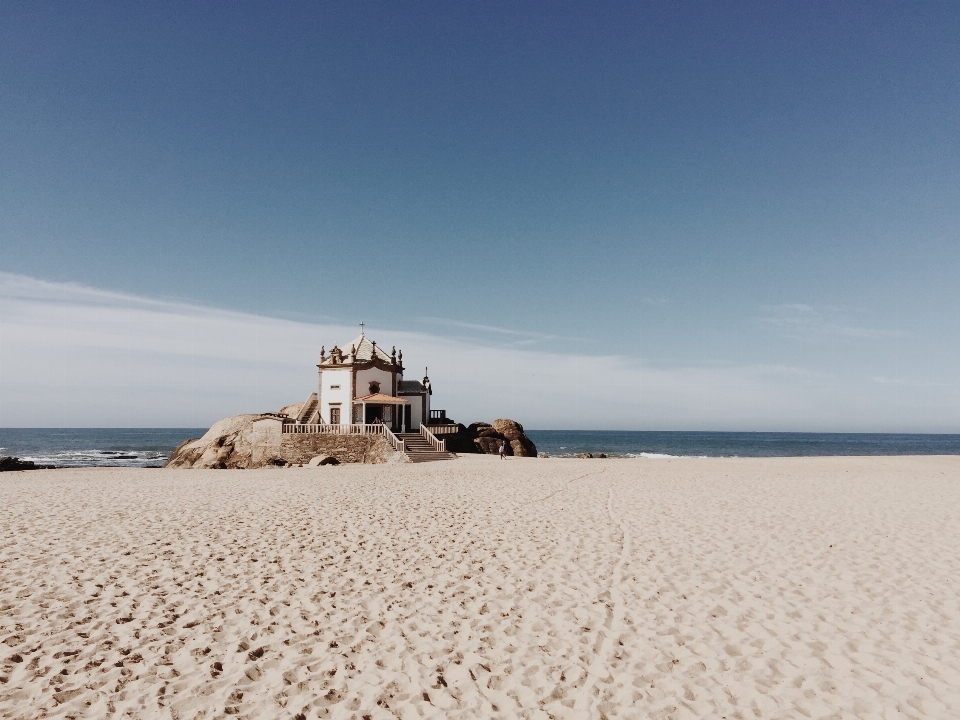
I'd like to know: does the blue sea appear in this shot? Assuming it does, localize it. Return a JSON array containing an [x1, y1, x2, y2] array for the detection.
[[0, 428, 206, 468], [1, 428, 959, 467], [527, 430, 960, 458]]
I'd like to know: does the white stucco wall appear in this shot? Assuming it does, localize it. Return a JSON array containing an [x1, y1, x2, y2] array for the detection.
[[355, 367, 395, 397], [319, 368, 352, 423], [317, 363, 430, 426], [408, 399, 422, 430]]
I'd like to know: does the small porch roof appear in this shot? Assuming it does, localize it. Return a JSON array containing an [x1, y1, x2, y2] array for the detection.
[[352, 393, 408, 405]]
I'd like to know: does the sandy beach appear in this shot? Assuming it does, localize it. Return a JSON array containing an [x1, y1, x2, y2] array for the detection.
[[2, 456, 959, 719]]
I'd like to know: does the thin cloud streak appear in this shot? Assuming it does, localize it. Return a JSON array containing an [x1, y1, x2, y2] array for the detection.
[[416, 316, 574, 346], [418, 316, 530, 337], [2, 274, 956, 431], [759, 304, 904, 341]]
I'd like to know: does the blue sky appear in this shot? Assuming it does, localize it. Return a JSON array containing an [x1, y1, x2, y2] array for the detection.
[[2, 2, 958, 429]]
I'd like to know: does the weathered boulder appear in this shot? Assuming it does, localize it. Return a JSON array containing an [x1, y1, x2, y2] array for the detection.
[[474, 437, 502, 454], [165, 414, 260, 469], [279, 402, 304, 419], [491, 419, 538, 457], [491, 419, 523, 439], [471, 423, 503, 438], [439, 419, 537, 457]]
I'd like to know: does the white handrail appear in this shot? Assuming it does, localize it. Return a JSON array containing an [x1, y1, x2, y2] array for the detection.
[[423, 424, 458, 435], [282, 423, 387, 435], [420, 424, 445, 452], [383, 426, 405, 452]]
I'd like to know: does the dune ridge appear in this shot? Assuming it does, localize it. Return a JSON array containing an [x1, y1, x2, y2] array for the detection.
[[1, 456, 959, 718]]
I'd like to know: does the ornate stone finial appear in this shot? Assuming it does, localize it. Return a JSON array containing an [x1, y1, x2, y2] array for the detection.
[[398, 349, 402, 364], [349, 344, 356, 360], [320, 346, 326, 360], [391, 346, 396, 363]]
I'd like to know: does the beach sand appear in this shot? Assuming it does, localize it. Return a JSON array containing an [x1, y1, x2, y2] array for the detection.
[[2, 456, 959, 719]]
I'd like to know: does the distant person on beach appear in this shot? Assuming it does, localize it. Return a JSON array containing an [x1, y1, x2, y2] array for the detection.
[[499, 440, 506, 459]]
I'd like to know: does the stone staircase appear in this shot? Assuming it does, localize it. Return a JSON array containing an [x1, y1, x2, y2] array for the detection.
[[295, 393, 319, 424], [397, 433, 457, 463]]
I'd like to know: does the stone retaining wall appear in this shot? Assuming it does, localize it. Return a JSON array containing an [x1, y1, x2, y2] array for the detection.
[[165, 415, 403, 468], [253, 434, 399, 466]]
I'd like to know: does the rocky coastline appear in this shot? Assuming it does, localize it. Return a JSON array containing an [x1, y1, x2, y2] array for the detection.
[[163, 409, 537, 468]]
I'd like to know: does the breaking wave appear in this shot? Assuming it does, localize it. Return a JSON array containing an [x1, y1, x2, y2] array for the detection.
[[17, 449, 168, 468]]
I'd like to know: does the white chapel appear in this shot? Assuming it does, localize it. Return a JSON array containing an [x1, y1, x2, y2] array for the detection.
[[292, 329, 440, 432]]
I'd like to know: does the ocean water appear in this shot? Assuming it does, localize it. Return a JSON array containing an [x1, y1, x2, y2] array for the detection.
[[1, 428, 958, 467], [0, 428, 206, 468], [525, 430, 960, 458]]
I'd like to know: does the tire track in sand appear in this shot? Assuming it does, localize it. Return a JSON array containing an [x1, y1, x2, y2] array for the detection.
[[574, 483, 632, 717], [530, 468, 606, 505]]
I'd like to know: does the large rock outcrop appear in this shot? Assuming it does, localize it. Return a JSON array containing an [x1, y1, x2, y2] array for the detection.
[[278, 402, 304, 419], [164, 413, 399, 468], [443, 419, 538, 457], [164, 414, 260, 469], [491, 419, 538, 457]]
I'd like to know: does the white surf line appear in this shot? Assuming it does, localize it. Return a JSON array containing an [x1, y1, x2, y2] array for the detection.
[[575, 483, 631, 716]]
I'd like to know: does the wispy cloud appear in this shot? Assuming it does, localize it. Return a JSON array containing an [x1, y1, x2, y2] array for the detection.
[[2, 274, 955, 431], [759, 303, 904, 341], [417, 317, 531, 337], [415, 316, 573, 346], [871, 375, 956, 388]]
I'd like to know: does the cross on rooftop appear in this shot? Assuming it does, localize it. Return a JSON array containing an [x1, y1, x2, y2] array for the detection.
[[359, 321, 365, 336]]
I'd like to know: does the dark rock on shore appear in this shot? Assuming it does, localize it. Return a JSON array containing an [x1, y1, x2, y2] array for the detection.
[[440, 419, 538, 457], [0, 456, 53, 471]]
